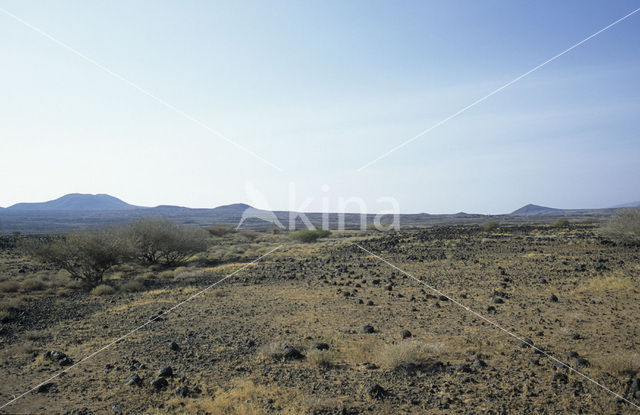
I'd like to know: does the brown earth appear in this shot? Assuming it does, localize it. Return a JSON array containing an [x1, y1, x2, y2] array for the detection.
[[0, 224, 639, 414]]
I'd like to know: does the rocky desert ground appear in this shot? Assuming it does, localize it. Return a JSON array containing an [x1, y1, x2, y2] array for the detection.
[[1, 223, 639, 414]]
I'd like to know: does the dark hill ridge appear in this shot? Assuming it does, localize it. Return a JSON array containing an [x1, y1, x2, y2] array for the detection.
[[7, 193, 141, 211], [510, 204, 562, 216]]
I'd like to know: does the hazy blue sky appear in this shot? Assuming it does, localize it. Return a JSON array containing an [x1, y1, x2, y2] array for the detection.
[[1, 1, 639, 213]]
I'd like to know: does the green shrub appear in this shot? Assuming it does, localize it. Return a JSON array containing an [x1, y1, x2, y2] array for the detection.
[[602, 208, 640, 243], [128, 218, 209, 266], [481, 221, 499, 231], [91, 284, 116, 296], [26, 229, 132, 288], [290, 229, 331, 243]]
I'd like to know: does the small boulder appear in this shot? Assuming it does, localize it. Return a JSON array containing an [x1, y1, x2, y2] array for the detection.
[[157, 366, 173, 377], [360, 325, 375, 334], [366, 384, 386, 400], [400, 330, 412, 339], [549, 294, 559, 302], [311, 342, 329, 351], [169, 341, 180, 351], [124, 373, 142, 386], [283, 347, 304, 360], [175, 385, 190, 397], [150, 377, 169, 390], [552, 372, 568, 384]]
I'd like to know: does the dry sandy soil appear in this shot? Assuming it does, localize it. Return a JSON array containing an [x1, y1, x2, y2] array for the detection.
[[1, 224, 639, 414]]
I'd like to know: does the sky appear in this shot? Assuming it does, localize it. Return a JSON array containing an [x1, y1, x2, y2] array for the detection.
[[1, 0, 639, 214]]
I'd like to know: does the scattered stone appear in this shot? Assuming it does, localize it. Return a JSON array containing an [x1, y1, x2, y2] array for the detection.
[[150, 377, 169, 390], [538, 278, 548, 284], [363, 362, 378, 370], [372, 279, 380, 285], [125, 373, 142, 386], [37, 382, 56, 393], [366, 384, 386, 400], [112, 405, 123, 414], [491, 297, 504, 304], [454, 363, 472, 373], [570, 333, 581, 340], [549, 294, 559, 302], [283, 347, 304, 360], [246, 339, 255, 347], [552, 372, 568, 384], [439, 295, 448, 301], [366, 300, 374, 306], [472, 358, 487, 369], [311, 342, 330, 351], [176, 385, 190, 397], [573, 358, 590, 368], [384, 285, 393, 291], [45, 350, 72, 366], [169, 341, 180, 351], [360, 325, 375, 334], [157, 366, 173, 377], [631, 378, 640, 394], [486, 306, 496, 313], [401, 330, 412, 339]]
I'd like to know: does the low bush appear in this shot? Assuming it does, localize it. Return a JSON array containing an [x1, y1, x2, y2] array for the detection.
[[206, 224, 235, 237], [601, 208, 640, 243], [290, 229, 331, 243], [377, 341, 432, 370], [307, 349, 333, 368]]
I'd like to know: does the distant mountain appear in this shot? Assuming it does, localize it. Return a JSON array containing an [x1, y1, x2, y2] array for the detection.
[[211, 203, 251, 213], [510, 204, 562, 216], [611, 201, 640, 208], [7, 193, 141, 211]]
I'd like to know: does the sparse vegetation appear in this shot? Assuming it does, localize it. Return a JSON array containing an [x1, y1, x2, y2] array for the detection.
[[306, 349, 334, 368], [289, 228, 331, 243], [601, 207, 640, 243], [128, 218, 209, 266]]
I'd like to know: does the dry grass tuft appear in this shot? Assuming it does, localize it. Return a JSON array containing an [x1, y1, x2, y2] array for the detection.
[[90, 284, 116, 296], [119, 279, 144, 293], [377, 341, 433, 370], [306, 349, 334, 368], [597, 353, 640, 376], [576, 275, 636, 295], [258, 341, 287, 360], [0, 280, 19, 293]]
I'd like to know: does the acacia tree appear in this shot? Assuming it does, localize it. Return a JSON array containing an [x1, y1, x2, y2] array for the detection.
[[128, 218, 209, 266], [29, 229, 132, 288]]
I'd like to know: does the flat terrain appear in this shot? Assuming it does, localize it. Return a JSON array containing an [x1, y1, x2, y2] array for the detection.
[[1, 224, 639, 414]]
